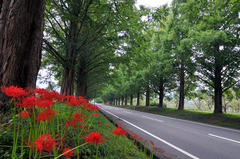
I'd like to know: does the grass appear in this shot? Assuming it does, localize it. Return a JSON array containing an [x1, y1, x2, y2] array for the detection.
[[0, 104, 150, 159], [113, 105, 240, 130]]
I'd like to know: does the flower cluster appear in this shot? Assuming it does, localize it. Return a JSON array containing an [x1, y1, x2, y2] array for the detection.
[[32, 134, 58, 152], [85, 132, 105, 145], [112, 128, 127, 136]]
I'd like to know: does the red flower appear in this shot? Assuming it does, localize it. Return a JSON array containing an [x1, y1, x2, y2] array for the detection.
[[37, 99, 55, 109], [78, 96, 88, 105], [62, 148, 74, 157], [20, 95, 39, 109], [97, 121, 101, 124], [93, 113, 99, 116], [65, 109, 83, 128], [21, 111, 30, 119], [85, 132, 105, 145], [150, 141, 154, 146], [131, 133, 137, 139], [112, 128, 127, 136], [138, 137, 143, 140], [1, 85, 27, 100], [90, 105, 99, 111], [117, 122, 122, 126], [32, 134, 57, 151], [36, 108, 55, 122], [105, 123, 109, 127]]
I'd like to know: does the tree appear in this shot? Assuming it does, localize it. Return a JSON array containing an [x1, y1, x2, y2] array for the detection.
[[0, 0, 46, 111], [182, 0, 240, 113]]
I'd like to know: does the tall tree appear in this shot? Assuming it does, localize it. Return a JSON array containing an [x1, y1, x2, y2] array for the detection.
[[0, 0, 46, 111], [181, 0, 240, 113]]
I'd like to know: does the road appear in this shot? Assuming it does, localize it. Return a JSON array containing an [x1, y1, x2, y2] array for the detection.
[[97, 104, 240, 159]]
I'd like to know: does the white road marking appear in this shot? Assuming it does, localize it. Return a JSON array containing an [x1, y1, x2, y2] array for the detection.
[[123, 111, 132, 114], [208, 134, 240, 144], [101, 107, 199, 159], [142, 116, 164, 122]]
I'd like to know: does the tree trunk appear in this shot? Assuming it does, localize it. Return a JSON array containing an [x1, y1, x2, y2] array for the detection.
[[122, 96, 124, 105], [214, 65, 223, 113], [178, 68, 185, 110], [146, 85, 150, 106], [0, 0, 46, 111], [130, 94, 133, 105], [60, 19, 78, 95], [118, 96, 121, 105], [158, 79, 164, 108], [137, 91, 140, 106], [125, 94, 128, 105]]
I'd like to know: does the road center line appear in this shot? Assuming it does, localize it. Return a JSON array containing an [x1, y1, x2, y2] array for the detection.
[[142, 116, 164, 122], [208, 134, 240, 144], [101, 107, 199, 159]]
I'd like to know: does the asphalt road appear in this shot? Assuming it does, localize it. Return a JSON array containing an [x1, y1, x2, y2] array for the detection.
[[97, 104, 240, 159]]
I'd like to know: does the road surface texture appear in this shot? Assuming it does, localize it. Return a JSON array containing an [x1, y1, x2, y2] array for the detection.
[[97, 104, 240, 159]]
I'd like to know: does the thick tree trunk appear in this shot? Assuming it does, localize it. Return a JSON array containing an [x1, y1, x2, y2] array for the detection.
[[0, 0, 45, 111], [130, 94, 133, 105], [137, 91, 140, 106], [214, 66, 223, 113], [125, 94, 128, 105], [158, 79, 164, 108], [146, 85, 150, 106], [60, 68, 75, 95], [178, 69, 185, 110]]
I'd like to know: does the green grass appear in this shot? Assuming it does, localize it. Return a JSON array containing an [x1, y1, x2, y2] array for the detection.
[[113, 105, 240, 130], [0, 104, 150, 159]]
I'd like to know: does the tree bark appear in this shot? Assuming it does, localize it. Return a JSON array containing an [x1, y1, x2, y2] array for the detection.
[[130, 94, 133, 105], [146, 85, 150, 106], [121, 96, 124, 105], [137, 91, 140, 106], [178, 68, 185, 110], [125, 94, 128, 105], [159, 80, 164, 108], [214, 65, 223, 113], [0, 0, 46, 111]]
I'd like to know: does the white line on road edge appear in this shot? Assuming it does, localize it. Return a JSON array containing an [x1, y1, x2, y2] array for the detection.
[[142, 116, 164, 122], [208, 134, 240, 144], [101, 107, 199, 159]]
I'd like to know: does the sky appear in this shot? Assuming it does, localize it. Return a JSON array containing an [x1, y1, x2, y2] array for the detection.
[[136, 0, 173, 8]]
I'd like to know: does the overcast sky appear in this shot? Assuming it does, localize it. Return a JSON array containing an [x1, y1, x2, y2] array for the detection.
[[136, 0, 173, 8]]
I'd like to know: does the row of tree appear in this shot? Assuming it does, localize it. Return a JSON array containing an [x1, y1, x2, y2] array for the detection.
[[100, 0, 240, 114]]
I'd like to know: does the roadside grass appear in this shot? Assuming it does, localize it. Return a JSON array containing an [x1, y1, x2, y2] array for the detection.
[[113, 105, 240, 130], [0, 104, 150, 159]]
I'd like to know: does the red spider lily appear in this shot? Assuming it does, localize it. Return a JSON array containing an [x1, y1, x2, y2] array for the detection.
[[138, 137, 143, 140], [105, 123, 109, 127], [32, 134, 57, 151], [90, 105, 99, 111], [93, 113, 99, 116], [36, 108, 55, 122], [117, 122, 122, 126], [78, 96, 88, 105], [37, 99, 55, 109], [150, 141, 154, 146], [112, 128, 127, 136], [85, 132, 105, 145], [64, 96, 81, 106], [50, 90, 64, 101], [1, 85, 27, 100], [62, 148, 74, 157], [34, 88, 52, 100], [65, 109, 86, 128], [97, 121, 101, 124], [21, 111, 30, 119], [131, 133, 137, 139], [20, 95, 39, 109]]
